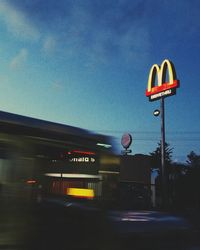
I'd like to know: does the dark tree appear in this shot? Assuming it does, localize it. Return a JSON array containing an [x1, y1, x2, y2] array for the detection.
[[149, 142, 173, 208], [150, 145, 200, 211], [171, 151, 200, 211], [187, 151, 200, 168], [184, 151, 200, 209], [149, 141, 173, 170]]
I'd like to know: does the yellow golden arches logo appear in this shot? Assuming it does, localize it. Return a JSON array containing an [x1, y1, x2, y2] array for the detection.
[[146, 59, 179, 101]]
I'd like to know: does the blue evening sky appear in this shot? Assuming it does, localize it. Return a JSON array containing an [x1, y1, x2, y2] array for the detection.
[[0, 0, 200, 162]]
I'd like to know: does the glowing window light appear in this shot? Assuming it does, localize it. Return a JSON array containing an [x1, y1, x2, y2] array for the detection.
[[45, 173, 101, 179], [96, 143, 111, 148], [67, 188, 94, 199], [98, 170, 119, 175], [69, 150, 96, 155], [26, 180, 37, 184], [45, 173, 61, 177]]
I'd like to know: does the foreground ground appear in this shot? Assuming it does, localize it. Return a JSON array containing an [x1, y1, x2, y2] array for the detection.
[[0, 186, 200, 250]]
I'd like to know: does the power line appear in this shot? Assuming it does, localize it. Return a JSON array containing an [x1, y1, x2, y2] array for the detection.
[[96, 130, 200, 135]]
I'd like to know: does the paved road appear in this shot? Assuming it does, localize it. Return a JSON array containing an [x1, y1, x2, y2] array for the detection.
[[0, 187, 200, 250]]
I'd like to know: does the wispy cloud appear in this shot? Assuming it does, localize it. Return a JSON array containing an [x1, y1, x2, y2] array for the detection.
[[42, 36, 57, 55], [60, 1, 150, 66], [2, 0, 199, 69], [10, 49, 28, 69], [51, 81, 64, 91], [0, 0, 40, 41], [1, 0, 151, 66]]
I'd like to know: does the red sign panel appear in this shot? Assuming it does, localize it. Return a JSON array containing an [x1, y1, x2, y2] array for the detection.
[[121, 133, 132, 149]]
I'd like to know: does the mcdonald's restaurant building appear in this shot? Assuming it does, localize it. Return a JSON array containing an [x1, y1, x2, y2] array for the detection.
[[0, 110, 153, 207], [0, 110, 120, 202]]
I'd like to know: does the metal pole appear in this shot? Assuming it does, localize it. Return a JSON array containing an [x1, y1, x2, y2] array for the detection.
[[160, 97, 167, 209]]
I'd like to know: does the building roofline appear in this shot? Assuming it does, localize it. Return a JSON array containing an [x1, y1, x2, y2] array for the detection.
[[0, 110, 115, 152]]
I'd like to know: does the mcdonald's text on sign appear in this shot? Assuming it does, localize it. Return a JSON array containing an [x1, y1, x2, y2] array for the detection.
[[146, 59, 179, 101]]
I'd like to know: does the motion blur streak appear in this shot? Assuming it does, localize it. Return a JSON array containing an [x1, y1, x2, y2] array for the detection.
[[0, 110, 120, 248], [67, 188, 94, 199], [45, 173, 102, 179]]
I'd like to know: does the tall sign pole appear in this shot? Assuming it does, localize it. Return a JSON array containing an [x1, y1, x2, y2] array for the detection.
[[160, 96, 167, 208], [146, 59, 180, 209]]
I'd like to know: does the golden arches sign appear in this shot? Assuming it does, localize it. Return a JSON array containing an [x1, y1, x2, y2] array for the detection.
[[146, 59, 179, 101]]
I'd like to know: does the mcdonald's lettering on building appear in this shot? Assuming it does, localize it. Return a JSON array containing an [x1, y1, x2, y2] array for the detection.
[[146, 59, 180, 101]]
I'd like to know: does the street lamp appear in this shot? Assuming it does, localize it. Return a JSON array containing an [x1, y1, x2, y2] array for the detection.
[[153, 109, 160, 117]]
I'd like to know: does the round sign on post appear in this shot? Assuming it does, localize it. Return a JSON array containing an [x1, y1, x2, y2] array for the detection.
[[121, 133, 132, 149]]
